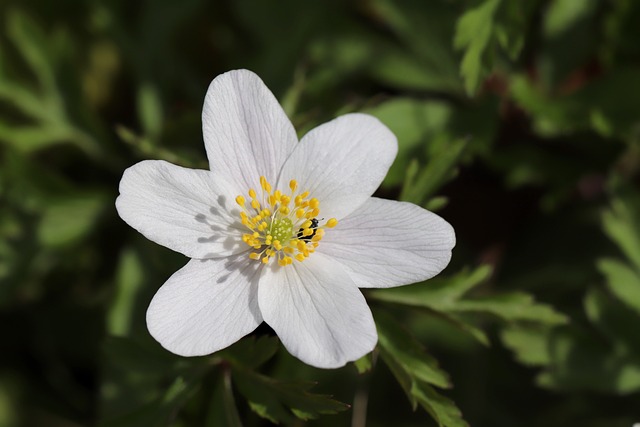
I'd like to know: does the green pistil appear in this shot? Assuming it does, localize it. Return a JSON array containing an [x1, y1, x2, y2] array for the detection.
[[270, 217, 293, 243]]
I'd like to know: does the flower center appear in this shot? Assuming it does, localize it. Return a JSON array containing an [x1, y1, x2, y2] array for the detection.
[[235, 176, 337, 266]]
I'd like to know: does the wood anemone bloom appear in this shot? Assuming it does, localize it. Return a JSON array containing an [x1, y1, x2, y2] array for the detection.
[[115, 69, 456, 369]]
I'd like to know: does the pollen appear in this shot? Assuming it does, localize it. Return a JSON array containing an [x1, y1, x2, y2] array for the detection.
[[235, 176, 338, 266]]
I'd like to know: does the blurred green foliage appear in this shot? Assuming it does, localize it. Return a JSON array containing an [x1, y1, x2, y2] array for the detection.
[[2, 0, 640, 426]]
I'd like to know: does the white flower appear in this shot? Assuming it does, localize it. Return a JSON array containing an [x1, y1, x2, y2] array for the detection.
[[116, 69, 455, 369]]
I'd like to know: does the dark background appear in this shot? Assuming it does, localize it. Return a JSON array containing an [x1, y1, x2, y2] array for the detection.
[[2, 0, 640, 426]]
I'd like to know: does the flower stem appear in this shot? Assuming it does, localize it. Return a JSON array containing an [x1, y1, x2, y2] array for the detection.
[[351, 350, 378, 427]]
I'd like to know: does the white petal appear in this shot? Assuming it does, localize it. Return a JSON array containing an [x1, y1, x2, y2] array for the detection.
[[146, 255, 262, 356], [116, 160, 245, 259], [258, 253, 377, 368], [202, 69, 298, 192], [277, 113, 397, 220], [319, 197, 455, 288]]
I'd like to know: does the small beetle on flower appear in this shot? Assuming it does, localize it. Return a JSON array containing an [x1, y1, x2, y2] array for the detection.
[[116, 69, 455, 368]]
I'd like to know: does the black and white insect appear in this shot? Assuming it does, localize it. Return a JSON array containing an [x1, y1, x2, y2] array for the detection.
[[297, 218, 319, 241]]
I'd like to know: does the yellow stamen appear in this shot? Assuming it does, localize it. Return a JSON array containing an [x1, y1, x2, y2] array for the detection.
[[235, 177, 334, 266]]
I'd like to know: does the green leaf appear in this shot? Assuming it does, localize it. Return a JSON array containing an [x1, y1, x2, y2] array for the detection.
[[366, 0, 463, 94], [365, 98, 453, 187], [0, 122, 77, 153], [376, 311, 451, 389], [500, 325, 552, 366], [0, 10, 104, 159], [107, 249, 145, 337], [577, 67, 640, 138], [99, 337, 203, 425], [509, 67, 640, 139], [376, 312, 468, 427], [453, 292, 568, 325], [503, 289, 640, 394], [353, 353, 373, 374], [37, 193, 108, 247], [538, 0, 599, 87], [410, 381, 468, 427], [602, 196, 640, 271], [137, 83, 164, 138], [222, 336, 279, 369], [6, 9, 59, 101], [539, 322, 640, 394], [369, 265, 493, 310], [492, 0, 532, 61], [102, 336, 186, 375], [0, 378, 18, 427], [379, 346, 414, 407], [508, 74, 582, 136], [206, 371, 244, 427], [583, 287, 640, 358], [400, 136, 467, 205], [116, 124, 190, 166], [454, 0, 501, 95], [598, 258, 640, 315], [308, 29, 461, 95], [425, 196, 449, 212], [366, 98, 451, 153], [432, 312, 490, 347], [370, 47, 461, 94], [232, 368, 349, 424], [99, 376, 196, 427], [0, 83, 54, 122], [369, 266, 492, 345], [370, 265, 566, 326], [543, 0, 598, 38]]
